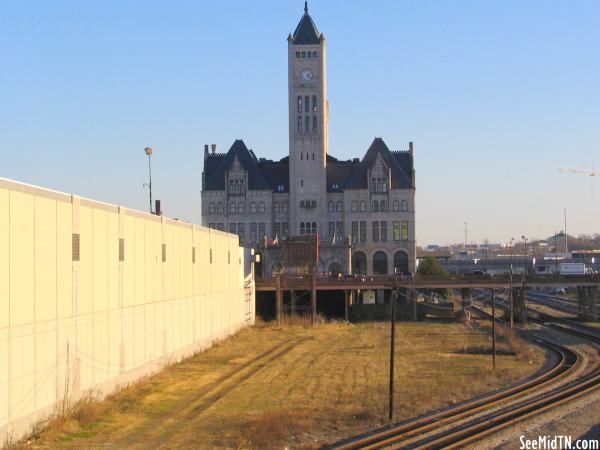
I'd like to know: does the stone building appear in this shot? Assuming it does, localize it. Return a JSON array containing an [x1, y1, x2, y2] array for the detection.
[[201, 3, 416, 277]]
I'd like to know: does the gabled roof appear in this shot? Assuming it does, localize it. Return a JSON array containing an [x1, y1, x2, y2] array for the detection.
[[203, 140, 271, 191], [259, 158, 289, 193], [291, 2, 322, 45], [327, 157, 358, 193], [345, 138, 414, 190]]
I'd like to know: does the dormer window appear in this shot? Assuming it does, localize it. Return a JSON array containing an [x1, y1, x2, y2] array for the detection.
[[277, 184, 285, 192]]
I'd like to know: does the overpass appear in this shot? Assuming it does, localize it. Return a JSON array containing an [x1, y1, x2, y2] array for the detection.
[[255, 274, 600, 323]]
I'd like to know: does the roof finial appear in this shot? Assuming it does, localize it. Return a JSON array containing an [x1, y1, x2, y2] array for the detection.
[[304, 1, 308, 13]]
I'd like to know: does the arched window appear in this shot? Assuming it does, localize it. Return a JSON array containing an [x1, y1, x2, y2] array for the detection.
[[393, 200, 400, 212], [328, 201, 335, 213], [238, 202, 245, 214], [300, 223, 305, 235], [336, 201, 343, 212], [311, 222, 317, 234], [258, 202, 265, 213], [353, 251, 367, 275], [329, 262, 342, 276], [297, 96, 302, 113], [380, 200, 387, 212], [372, 201, 379, 212], [274, 201, 280, 213], [394, 251, 409, 275], [373, 251, 388, 275], [250, 202, 257, 213], [229, 202, 236, 214], [351, 201, 358, 212], [209, 202, 215, 214], [217, 202, 224, 214], [228, 179, 234, 192], [305, 95, 309, 113], [401, 200, 409, 212], [312, 95, 317, 112], [360, 201, 366, 212]]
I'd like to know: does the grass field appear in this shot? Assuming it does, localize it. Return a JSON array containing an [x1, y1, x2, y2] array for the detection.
[[15, 318, 545, 450]]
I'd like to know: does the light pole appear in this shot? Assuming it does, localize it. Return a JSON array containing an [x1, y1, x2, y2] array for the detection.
[[509, 237, 515, 334], [145, 147, 153, 214], [521, 236, 528, 273]]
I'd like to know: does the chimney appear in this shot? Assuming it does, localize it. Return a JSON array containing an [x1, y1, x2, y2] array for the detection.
[[211, 144, 217, 154], [155, 200, 162, 216], [409, 141, 414, 154], [204, 144, 209, 159]]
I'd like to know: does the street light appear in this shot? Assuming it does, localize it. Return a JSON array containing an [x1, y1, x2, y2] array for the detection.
[[521, 235, 528, 273], [144, 147, 153, 214]]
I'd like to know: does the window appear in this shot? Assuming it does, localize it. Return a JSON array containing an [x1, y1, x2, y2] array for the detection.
[[217, 223, 224, 231], [305, 95, 309, 113], [372, 200, 379, 212], [274, 201, 280, 213], [300, 153, 303, 160], [312, 95, 317, 112], [381, 221, 387, 241], [277, 184, 285, 192], [298, 116, 302, 132], [307, 51, 312, 58], [336, 221, 343, 236], [72, 233, 80, 261], [328, 201, 335, 213], [351, 201, 358, 212], [119, 238, 124, 262], [301, 179, 304, 187], [328, 221, 335, 238], [300, 222, 305, 235], [394, 251, 409, 274], [274, 222, 281, 237], [312, 116, 317, 132], [282, 222, 289, 236], [336, 201, 343, 212], [313, 51, 317, 57], [353, 251, 367, 275], [351, 221, 358, 241], [300, 200, 305, 208], [301, 51, 306, 57], [217, 202, 224, 214], [401, 200, 409, 212], [373, 221, 379, 241], [238, 202, 245, 214], [250, 202, 257, 213], [282, 201, 288, 213], [297, 96, 302, 113], [312, 153, 314, 160], [258, 202, 265, 213], [311, 222, 317, 234], [259, 222, 265, 239], [401, 221, 409, 241], [380, 200, 387, 212], [162, 243, 167, 262], [383, 182, 388, 192], [360, 200, 366, 212], [229, 202, 236, 214], [209, 202, 215, 214], [250, 223, 257, 242], [305, 116, 310, 133], [393, 200, 399, 212], [229, 222, 236, 234], [208, 223, 215, 229], [393, 221, 401, 241], [373, 251, 388, 275], [296, 51, 300, 58], [332, 184, 339, 190], [238, 223, 245, 241], [359, 221, 366, 242]]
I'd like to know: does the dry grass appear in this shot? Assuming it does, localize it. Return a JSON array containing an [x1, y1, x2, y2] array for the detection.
[[13, 320, 545, 450]]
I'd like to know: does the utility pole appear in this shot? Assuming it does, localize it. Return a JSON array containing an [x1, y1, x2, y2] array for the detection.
[[144, 147, 154, 214], [464, 222, 468, 250], [509, 237, 514, 337], [564, 207, 568, 253], [491, 288, 496, 370], [389, 287, 397, 421]]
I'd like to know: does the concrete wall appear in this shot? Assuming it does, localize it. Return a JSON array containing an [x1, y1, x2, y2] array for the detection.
[[0, 177, 255, 442]]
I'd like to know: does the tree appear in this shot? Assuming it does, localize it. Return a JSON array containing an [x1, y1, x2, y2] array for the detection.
[[417, 257, 449, 277]]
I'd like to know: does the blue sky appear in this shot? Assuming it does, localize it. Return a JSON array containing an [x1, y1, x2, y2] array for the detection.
[[1, 0, 599, 245]]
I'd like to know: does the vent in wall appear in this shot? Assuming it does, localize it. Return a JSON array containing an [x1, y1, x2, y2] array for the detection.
[[119, 238, 125, 261], [72, 233, 80, 261], [162, 244, 166, 262]]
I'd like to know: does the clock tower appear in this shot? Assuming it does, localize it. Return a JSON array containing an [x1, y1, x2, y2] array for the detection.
[[288, 2, 329, 238]]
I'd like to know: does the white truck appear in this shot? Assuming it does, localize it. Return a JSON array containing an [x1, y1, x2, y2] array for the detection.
[[558, 262, 593, 275]]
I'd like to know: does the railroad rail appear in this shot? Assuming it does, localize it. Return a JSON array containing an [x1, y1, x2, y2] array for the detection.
[[325, 306, 600, 450]]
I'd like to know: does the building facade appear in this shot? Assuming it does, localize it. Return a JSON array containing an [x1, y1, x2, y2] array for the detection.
[[201, 3, 416, 277]]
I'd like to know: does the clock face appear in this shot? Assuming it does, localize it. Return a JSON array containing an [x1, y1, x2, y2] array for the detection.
[[301, 69, 314, 82]]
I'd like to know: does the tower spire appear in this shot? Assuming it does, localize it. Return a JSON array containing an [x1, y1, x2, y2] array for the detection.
[[304, 1, 308, 14]]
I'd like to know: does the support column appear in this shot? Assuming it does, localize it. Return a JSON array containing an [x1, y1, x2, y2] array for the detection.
[[311, 273, 317, 325], [290, 290, 296, 317], [412, 288, 417, 321], [344, 290, 349, 322], [276, 275, 283, 326]]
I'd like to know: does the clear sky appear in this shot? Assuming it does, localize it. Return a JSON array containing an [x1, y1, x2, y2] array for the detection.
[[2, 0, 599, 245]]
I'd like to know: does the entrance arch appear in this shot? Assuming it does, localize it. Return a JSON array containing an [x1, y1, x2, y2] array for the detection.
[[394, 251, 409, 274], [373, 251, 388, 275], [353, 252, 367, 275]]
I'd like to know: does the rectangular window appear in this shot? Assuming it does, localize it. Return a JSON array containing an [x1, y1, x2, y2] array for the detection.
[[312, 115, 317, 132], [259, 222, 265, 240], [162, 243, 167, 262], [393, 221, 401, 241], [373, 221, 379, 242], [119, 238, 125, 262], [282, 222, 289, 237], [296, 51, 300, 58], [72, 233, 80, 262], [282, 201, 288, 213], [208, 222, 215, 229], [359, 221, 366, 242], [381, 221, 387, 241], [297, 116, 302, 132], [301, 51, 306, 57], [273, 222, 281, 237], [238, 223, 245, 241], [192, 246, 196, 264], [328, 221, 335, 238], [336, 221, 343, 235], [351, 221, 358, 241], [250, 223, 257, 242], [305, 116, 310, 132], [217, 223, 224, 231], [401, 221, 409, 241], [229, 222, 236, 234], [312, 51, 317, 57]]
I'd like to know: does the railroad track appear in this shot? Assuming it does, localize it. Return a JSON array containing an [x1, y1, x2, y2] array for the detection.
[[326, 306, 600, 450]]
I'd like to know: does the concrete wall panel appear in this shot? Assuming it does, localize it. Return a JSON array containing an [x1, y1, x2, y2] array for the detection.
[[0, 188, 9, 329]]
